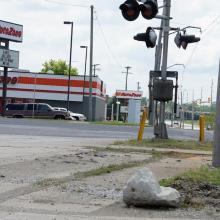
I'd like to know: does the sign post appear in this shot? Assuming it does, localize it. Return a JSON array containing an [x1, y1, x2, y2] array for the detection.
[[1, 41, 9, 117], [0, 20, 22, 116]]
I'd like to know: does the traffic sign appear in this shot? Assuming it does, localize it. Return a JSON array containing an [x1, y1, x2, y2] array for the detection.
[[0, 48, 19, 68]]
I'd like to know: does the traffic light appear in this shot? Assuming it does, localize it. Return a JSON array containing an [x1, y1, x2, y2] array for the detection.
[[174, 33, 200, 49], [119, 0, 140, 21], [139, 0, 158, 20], [134, 27, 157, 48]]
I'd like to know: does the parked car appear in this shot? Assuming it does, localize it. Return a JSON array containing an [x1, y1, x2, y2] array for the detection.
[[5, 103, 70, 120], [69, 112, 87, 121], [53, 107, 87, 121]]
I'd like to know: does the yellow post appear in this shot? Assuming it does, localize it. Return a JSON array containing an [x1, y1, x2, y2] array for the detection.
[[138, 108, 148, 142], [199, 115, 205, 143]]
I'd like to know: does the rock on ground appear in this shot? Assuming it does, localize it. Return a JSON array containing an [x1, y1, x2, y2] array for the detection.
[[123, 168, 180, 207]]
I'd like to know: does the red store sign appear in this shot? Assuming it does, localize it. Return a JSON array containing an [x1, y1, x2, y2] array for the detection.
[[0, 76, 18, 84], [0, 20, 23, 42], [115, 90, 143, 100]]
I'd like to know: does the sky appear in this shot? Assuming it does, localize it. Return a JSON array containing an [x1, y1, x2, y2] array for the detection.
[[0, 0, 219, 103]]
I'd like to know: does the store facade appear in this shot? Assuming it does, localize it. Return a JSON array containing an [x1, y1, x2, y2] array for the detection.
[[0, 70, 106, 121]]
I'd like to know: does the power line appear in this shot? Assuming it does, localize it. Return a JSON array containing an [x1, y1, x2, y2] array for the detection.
[[202, 14, 220, 34], [181, 14, 220, 85], [43, 0, 89, 8], [95, 12, 123, 69]]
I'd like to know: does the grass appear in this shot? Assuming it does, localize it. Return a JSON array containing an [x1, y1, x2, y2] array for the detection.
[[91, 146, 196, 160], [114, 138, 212, 151], [34, 178, 67, 188], [34, 159, 154, 188], [159, 166, 220, 208], [74, 160, 151, 179], [160, 166, 220, 187], [91, 121, 148, 127]]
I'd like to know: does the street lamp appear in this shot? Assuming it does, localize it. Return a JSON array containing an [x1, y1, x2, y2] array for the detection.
[[80, 45, 88, 113], [64, 21, 73, 111]]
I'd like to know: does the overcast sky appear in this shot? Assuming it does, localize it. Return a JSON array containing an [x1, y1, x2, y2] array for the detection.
[[1, 0, 220, 103]]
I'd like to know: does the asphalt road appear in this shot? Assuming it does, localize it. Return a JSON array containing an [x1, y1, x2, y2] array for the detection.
[[0, 117, 213, 141]]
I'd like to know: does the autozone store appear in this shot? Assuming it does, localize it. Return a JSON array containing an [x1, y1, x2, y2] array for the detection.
[[108, 90, 143, 122], [0, 71, 106, 121]]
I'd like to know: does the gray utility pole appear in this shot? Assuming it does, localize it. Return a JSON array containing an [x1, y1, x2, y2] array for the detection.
[[89, 5, 94, 121], [211, 79, 214, 110], [92, 64, 100, 76], [158, 0, 171, 138], [200, 87, 203, 113], [212, 59, 220, 167], [149, 11, 164, 126], [192, 89, 195, 130], [1, 40, 9, 117], [122, 66, 132, 91], [137, 82, 141, 91], [180, 90, 185, 129]]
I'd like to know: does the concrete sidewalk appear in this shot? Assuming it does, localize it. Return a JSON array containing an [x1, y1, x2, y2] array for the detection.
[[0, 211, 207, 220]]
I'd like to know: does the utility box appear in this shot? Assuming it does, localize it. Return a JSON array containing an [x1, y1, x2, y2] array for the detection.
[[153, 79, 173, 102], [127, 99, 141, 124]]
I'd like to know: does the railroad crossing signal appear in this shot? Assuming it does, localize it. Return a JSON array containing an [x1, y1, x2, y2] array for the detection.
[[134, 27, 157, 48], [174, 33, 200, 49], [119, 0, 158, 21]]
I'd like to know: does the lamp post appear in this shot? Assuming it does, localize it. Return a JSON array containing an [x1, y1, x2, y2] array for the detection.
[[80, 45, 88, 114], [64, 21, 73, 111]]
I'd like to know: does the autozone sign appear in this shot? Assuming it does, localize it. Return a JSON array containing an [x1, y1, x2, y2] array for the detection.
[[0, 76, 18, 84], [115, 90, 143, 99], [0, 20, 23, 42]]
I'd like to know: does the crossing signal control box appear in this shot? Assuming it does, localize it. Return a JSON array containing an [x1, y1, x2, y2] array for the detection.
[[153, 79, 174, 102]]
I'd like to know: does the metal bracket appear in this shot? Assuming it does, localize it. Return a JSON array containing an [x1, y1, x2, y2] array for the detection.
[[150, 70, 178, 78]]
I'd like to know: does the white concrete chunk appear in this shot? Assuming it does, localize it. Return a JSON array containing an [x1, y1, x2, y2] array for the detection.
[[123, 168, 180, 207]]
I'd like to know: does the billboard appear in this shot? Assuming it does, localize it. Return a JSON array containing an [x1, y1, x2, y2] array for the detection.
[[115, 90, 143, 100], [0, 20, 23, 42]]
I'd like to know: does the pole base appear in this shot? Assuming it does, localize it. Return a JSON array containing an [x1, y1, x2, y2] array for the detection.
[[154, 123, 168, 139]]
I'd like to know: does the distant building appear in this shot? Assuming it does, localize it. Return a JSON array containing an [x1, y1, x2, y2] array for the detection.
[[107, 90, 143, 121], [0, 70, 106, 121]]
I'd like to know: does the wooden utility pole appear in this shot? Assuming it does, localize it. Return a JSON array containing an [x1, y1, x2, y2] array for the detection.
[[123, 66, 132, 91], [137, 82, 141, 91], [213, 59, 220, 167]]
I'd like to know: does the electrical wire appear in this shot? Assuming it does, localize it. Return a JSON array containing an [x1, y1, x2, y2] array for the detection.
[[94, 11, 123, 69], [181, 14, 220, 83], [44, 0, 89, 8]]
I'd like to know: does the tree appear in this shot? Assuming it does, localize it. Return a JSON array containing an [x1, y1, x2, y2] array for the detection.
[[41, 59, 78, 76]]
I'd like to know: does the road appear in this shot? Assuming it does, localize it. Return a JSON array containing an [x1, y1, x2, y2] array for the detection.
[[0, 118, 213, 141]]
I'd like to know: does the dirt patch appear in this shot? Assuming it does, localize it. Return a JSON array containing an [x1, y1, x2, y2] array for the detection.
[[170, 178, 220, 210]]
